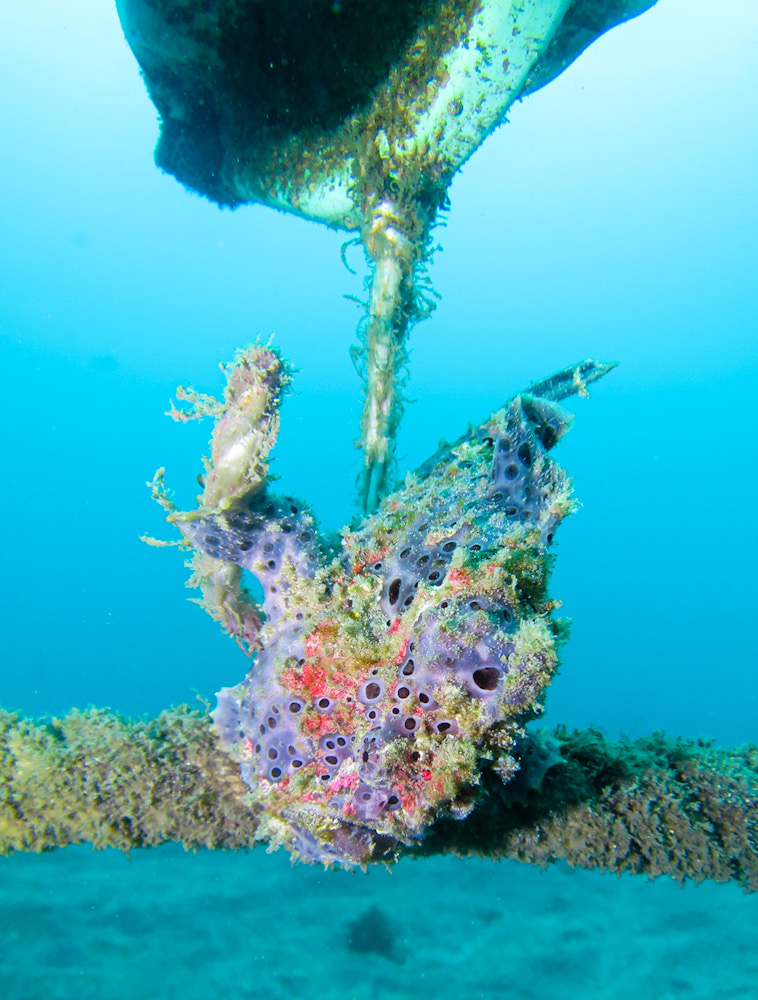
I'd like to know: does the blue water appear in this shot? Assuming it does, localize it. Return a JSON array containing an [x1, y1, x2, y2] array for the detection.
[[1, 1, 757, 997]]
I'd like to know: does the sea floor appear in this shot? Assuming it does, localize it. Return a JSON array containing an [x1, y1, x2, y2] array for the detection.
[[1, 845, 756, 1000]]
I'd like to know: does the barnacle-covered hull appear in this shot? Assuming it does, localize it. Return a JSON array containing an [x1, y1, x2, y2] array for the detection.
[[115, 0, 656, 513], [115, 0, 657, 224]]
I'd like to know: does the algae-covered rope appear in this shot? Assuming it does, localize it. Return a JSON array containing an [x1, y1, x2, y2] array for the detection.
[[355, 192, 439, 513], [1, 706, 755, 890]]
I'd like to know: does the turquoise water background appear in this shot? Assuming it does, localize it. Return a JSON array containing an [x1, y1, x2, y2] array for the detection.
[[1, 2, 757, 998]]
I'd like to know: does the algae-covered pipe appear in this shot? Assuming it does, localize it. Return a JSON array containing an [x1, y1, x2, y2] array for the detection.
[[2, 706, 755, 890], [0, 707, 260, 853]]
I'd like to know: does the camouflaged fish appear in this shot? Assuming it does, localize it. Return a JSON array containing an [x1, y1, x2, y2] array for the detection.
[[152, 345, 613, 865]]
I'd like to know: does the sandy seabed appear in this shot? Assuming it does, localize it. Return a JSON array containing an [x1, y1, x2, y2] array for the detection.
[[1, 844, 756, 1000]]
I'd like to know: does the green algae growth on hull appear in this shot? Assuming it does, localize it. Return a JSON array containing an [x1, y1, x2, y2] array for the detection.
[[115, 0, 658, 511]]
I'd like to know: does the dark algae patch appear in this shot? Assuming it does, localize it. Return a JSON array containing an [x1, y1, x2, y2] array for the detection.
[[421, 728, 758, 889]]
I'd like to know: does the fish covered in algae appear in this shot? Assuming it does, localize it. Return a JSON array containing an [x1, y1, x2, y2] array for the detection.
[[154, 345, 613, 865]]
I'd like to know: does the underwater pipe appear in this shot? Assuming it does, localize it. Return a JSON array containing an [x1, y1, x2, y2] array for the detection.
[[1, 707, 755, 890], [2, 348, 755, 888]]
